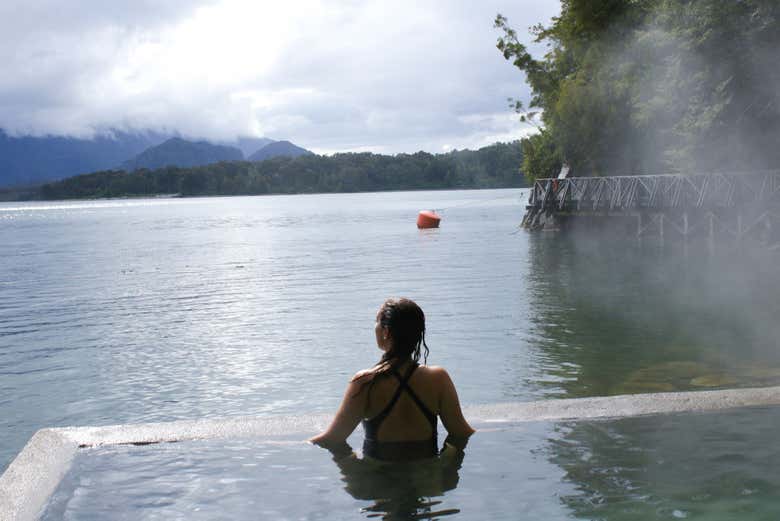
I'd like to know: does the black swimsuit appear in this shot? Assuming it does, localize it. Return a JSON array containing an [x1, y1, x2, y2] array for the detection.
[[362, 363, 439, 461]]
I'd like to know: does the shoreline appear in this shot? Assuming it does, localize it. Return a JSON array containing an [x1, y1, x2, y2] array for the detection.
[[0, 185, 528, 205]]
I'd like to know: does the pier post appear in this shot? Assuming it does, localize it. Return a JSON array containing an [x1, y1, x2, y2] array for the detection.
[[737, 213, 743, 243], [636, 213, 642, 238], [765, 214, 773, 245]]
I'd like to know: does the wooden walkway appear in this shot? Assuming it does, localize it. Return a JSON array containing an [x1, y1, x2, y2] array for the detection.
[[522, 171, 780, 246]]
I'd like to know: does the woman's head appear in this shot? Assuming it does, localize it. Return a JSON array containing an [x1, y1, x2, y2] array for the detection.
[[375, 297, 429, 365]]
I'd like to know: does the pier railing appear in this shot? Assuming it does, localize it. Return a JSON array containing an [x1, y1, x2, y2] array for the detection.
[[523, 172, 780, 245], [528, 172, 780, 212]]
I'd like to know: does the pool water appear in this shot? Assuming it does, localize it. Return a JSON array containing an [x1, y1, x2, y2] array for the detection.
[[42, 407, 780, 520]]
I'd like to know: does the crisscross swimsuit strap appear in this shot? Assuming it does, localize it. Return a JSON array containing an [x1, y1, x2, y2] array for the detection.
[[363, 363, 437, 441]]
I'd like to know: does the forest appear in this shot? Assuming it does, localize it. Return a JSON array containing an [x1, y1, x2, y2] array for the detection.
[[38, 142, 524, 200], [496, 0, 780, 181]]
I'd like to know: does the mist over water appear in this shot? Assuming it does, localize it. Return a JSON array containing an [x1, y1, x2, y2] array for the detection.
[[636, 2, 780, 173], [2, 189, 780, 474], [529, 231, 780, 396]]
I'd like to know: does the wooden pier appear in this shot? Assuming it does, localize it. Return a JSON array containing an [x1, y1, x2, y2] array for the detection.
[[522, 171, 780, 247]]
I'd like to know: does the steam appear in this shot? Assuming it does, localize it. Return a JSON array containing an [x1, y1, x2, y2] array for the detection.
[[611, 6, 780, 174]]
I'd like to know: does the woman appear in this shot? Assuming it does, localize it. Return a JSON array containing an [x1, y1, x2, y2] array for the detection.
[[310, 297, 474, 461]]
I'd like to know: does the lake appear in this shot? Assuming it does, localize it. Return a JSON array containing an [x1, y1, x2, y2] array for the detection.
[[2, 188, 780, 473]]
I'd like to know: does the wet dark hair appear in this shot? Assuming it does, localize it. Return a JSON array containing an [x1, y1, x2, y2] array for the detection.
[[377, 297, 429, 368], [351, 298, 430, 394]]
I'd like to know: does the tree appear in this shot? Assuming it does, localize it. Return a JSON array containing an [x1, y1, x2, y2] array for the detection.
[[496, 0, 780, 180]]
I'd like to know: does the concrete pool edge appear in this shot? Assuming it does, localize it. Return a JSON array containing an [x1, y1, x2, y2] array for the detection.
[[465, 385, 780, 423], [56, 413, 332, 448], [0, 429, 77, 521], [3, 385, 780, 521]]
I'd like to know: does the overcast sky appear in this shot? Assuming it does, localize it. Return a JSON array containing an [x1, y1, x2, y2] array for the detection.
[[0, 0, 559, 154]]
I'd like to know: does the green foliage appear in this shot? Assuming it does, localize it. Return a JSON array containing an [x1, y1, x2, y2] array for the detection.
[[521, 131, 561, 181], [38, 142, 525, 200], [496, 0, 780, 180]]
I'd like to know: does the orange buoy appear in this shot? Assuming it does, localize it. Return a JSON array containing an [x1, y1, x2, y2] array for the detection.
[[416, 210, 441, 229]]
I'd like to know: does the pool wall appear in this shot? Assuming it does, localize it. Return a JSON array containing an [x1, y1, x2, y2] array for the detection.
[[3, 385, 780, 521]]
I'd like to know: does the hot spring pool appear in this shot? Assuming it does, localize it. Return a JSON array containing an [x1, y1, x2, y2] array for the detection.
[[41, 406, 780, 520]]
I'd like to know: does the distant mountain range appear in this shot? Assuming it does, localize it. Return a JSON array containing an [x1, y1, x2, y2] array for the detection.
[[0, 130, 311, 188], [0, 130, 167, 188], [33, 141, 526, 201], [121, 138, 243, 171], [230, 137, 275, 158]]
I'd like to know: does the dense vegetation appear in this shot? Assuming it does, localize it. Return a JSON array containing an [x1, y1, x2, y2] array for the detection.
[[38, 142, 524, 199], [496, 0, 780, 181]]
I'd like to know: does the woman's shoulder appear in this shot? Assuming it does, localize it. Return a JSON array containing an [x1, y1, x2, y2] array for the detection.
[[349, 363, 450, 384], [350, 366, 382, 384], [416, 364, 450, 381]]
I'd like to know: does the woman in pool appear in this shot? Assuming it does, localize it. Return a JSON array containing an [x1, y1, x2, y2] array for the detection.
[[310, 297, 474, 461]]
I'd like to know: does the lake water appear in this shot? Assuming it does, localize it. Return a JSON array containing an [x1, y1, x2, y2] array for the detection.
[[2, 189, 780, 475]]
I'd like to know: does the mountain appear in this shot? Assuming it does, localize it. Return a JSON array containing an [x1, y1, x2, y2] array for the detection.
[[0, 130, 168, 187], [231, 137, 274, 158], [121, 138, 243, 171], [0, 130, 300, 188], [248, 140, 313, 162]]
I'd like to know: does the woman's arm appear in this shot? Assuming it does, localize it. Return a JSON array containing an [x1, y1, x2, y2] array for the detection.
[[435, 367, 475, 443], [309, 372, 371, 449]]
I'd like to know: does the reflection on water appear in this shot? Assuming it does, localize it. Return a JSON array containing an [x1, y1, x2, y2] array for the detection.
[[547, 407, 780, 520], [327, 445, 465, 520]]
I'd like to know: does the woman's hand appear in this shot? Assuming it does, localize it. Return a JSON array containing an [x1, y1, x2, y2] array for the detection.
[[309, 371, 373, 447], [434, 367, 475, 439]]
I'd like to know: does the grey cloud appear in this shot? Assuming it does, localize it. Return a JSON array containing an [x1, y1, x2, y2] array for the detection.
[[0, 1, 216, 36], [0, 0, 558, 152], [243, 0, 547, 151], [0, 0, 217, 136]]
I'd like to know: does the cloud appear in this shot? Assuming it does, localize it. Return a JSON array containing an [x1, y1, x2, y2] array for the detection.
[[0, 0, 558, 152]]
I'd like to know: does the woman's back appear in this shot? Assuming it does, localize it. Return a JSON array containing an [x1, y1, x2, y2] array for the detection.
[[310, 298, 474, 462], [363, 363, 439, 442], [361, 363, 440, 460]]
